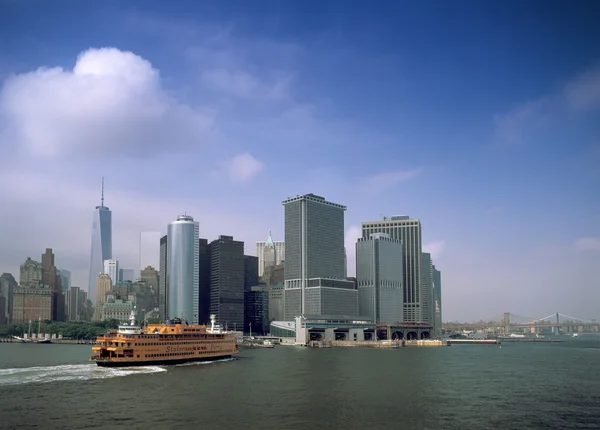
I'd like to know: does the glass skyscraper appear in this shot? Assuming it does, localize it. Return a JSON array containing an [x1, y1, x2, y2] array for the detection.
[[88, 180, 112, 303], [167, 214, 199, 323]]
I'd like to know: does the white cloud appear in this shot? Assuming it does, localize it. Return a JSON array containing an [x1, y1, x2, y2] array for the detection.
[[423, 240, 446, 261], [574, 237, 600, 252], [344, 225, 362, 277], [201, 69, 290, 100], [564, 64, 600, 111], [493, 63, 600, 146], [224, 153, 263, 182], [0, 47, 214, 157], [364, 168, 421, 194]]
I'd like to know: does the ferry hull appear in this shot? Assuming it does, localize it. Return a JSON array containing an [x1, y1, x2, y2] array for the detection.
[[95, 354, 236, 367]]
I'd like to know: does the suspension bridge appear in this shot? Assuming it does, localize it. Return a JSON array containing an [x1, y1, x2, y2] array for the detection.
[[443, 312, 600, 334]]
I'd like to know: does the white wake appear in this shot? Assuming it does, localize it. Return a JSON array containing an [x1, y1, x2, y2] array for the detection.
[[0, 363, 166, 386]]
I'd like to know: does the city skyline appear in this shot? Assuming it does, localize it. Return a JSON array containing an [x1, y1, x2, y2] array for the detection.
[[0, 3, 598, 321]]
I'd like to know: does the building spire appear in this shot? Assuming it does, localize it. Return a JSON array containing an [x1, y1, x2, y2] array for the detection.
[[266, 230, 274, 246], [101, 177, 105, 206]]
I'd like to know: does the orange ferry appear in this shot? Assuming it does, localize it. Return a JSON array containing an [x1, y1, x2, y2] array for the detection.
[[91, 311, 239, 367]]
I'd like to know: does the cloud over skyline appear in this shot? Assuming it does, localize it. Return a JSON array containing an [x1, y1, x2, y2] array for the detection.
[[0, 3, 598, 322]]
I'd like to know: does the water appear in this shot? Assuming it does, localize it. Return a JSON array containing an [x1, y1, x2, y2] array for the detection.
[[1, 338, 600, 429]]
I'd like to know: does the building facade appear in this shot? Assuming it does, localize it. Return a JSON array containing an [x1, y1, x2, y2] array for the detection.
[[159, 235, 168, 321], [362, 216, 423, 323], [198, 238, 211, 325], [244, 255, 259, 292], [167, 215, 199, 323], [0, 273, 18, 324], [58, 269, 71, 292], [283, 194, 356, 320], [88, 180, 112, 303], [11, 288, 53, 323], [420, 252, 435, 326], [356, 233, 404, 324], [101, 293, 135, 322], [433, 265, 442, 337], [256, 232, 285, 278], [20, 258, 42, 288], [244, 286, 269, 335], [210, 235, 245, 330], [103, 259, 119, 285]]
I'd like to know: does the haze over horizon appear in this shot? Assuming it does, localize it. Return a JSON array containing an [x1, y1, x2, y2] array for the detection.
[[0, 1, 598, 322]]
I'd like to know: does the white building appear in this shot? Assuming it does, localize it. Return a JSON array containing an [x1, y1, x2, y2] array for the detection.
[[256, 232, 285, 278], [103, 259, 119, 286]]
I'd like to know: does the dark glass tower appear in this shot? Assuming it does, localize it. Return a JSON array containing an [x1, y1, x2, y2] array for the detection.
[[88, 178, 112, 303]]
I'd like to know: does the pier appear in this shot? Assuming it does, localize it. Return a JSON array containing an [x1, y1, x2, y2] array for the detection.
[[308, 339, 448, 348]]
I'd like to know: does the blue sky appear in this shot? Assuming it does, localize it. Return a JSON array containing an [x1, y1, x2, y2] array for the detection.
[[0, 1, 599, 321]]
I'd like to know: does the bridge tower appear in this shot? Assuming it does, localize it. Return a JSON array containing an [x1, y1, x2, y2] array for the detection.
[[503, 312, 510, 334]]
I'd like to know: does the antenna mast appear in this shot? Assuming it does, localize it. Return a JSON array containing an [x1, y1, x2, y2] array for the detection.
[[101, 177, 105, 206]]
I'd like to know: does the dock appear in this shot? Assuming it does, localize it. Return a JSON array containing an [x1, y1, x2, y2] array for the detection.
[[447, 339, 500, 345], [308, 339, 448, 348]]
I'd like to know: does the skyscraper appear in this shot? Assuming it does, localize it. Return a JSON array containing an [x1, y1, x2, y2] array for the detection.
[[198, 238, 211, 324], [356, 233, 404, 323], [103, 259, 119, 285], [88, 178, 112, 303], [159, 235, 168, 321], [256, 232, 285, 278], [421, 252, 434, 326], [167, 214, 199, 323], [432, 265, 442, 337], [362, 216, 423, 322], [283, 193, 357, 319], [139, 231, 161, 277], [209, 235, 245, 330]]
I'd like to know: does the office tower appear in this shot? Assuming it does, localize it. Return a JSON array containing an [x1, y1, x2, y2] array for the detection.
[[244, 255, 259, 292], [209, 235, 244, 330], [41, 248, 64, 320], [103, 259, 119, 285], [420, 253, 434, 326], [118, 268, 134, 282], [167, 214, 199, 323], [0, 273, 17, 324], [42, 248, 56, 290], [159, 235, 168, 320], [356, 233, 404, 323], [362, 216, 423, 322], [65, 286, 81, 321], [198, 238, 211, 324], [20, 257, 42, 288], [256, 232, 285, 278], [344, 247, 347, 278], [433, 265, 442, 337], [282, 193, 357, 319], [94, 274, 112, 321], [244, 286, 269, 335], [139, 231, 161, 277], [58, 269, 71, 292], [88, 178, 112, 303]]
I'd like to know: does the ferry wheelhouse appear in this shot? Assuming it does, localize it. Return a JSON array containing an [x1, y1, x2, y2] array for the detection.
[[91, 310, 238, 367]]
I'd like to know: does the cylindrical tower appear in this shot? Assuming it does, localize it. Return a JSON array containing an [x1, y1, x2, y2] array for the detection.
[[167, 214, 199, 323]]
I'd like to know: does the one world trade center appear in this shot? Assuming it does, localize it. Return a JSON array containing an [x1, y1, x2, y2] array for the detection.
[[88, 178, 112, 303]]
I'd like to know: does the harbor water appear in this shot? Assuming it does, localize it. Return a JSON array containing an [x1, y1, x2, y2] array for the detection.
[[1, 337, 600, 429]]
